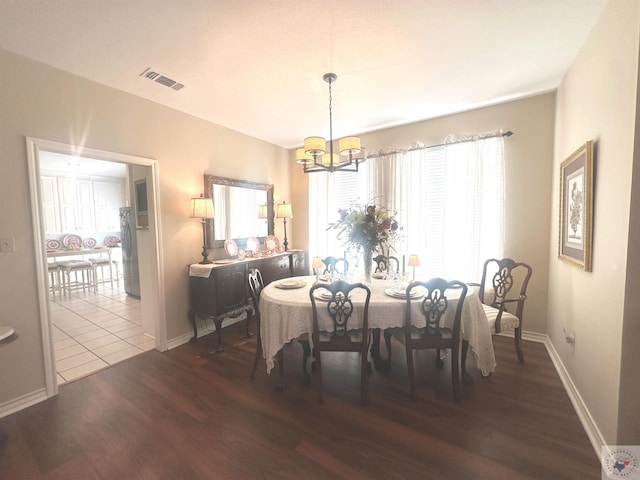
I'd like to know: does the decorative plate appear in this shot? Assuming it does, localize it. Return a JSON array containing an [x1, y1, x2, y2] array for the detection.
[[45, 239, 61, 250], [275, 279, 306, 290], [372, 272, 385, 279], [312, 290, 348, 301], [224, 238, 238, 257], [83, 237, 97, 248], [385, 287, 424, 299], [246, 237, 259, 252], [62, 234, 82, 248], [264, 234, 279, 251], [104, 235, 121, 247]]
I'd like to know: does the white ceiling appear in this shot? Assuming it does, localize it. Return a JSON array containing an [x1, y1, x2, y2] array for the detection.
[[0, 0, 607, 149]]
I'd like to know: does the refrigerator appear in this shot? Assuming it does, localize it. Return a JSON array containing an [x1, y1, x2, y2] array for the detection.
[[120, 207, 141, 297]]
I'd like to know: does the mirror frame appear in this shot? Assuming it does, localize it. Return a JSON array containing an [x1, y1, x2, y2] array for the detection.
[[204, 174, 274, 249]]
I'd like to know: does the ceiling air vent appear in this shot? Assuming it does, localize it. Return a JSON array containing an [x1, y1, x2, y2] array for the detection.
[[140, 68, 184, 91]]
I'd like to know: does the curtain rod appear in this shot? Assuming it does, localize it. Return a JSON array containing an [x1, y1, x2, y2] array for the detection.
[[366, 130, 513, 159]]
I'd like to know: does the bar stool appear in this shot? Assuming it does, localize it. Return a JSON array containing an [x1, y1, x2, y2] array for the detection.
[[58, 260, 97, 295], [89, 257, 120, 288], [47, 262, 62, 297]]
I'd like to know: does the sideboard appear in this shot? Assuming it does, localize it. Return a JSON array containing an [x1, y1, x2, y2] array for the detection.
[[188, 250, 308, 352]]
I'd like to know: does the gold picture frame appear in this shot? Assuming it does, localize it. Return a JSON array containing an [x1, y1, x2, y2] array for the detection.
[[559, 140, 594, 271]]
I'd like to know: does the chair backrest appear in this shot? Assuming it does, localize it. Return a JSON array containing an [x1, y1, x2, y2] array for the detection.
[[479, 258, 532, 317], [322, 256, 349, 275], [247, 268, 264, 315], [309, 280, 370, 342], [404, 278, 468, 340], [373, 255, 400, 273]]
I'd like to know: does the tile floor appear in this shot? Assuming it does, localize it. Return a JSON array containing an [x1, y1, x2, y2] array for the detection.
[[51, 283, 155, 385]]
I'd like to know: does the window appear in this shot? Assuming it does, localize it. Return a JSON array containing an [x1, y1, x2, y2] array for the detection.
[[308, 134, 505, 282]]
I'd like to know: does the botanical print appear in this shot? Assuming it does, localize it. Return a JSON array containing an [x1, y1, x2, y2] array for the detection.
[[566, 168, 584, 249]]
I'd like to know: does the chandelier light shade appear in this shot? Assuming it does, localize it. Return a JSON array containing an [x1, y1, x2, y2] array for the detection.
[[298, 73, 365, 173], [257, 204, 268, 219], [190, 194, 215, 264]]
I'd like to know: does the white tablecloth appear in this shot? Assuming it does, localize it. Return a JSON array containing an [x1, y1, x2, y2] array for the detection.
[[260, 276, 497, 375]]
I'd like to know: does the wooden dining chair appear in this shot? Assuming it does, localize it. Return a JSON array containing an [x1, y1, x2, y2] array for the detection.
[[464, 258, 533, 366], [248, 269, 284, 388], [321, 256, 349, 276], [373, 254, 400, 274], [309, 280, 371, 405], [396, 278, 468, 401]]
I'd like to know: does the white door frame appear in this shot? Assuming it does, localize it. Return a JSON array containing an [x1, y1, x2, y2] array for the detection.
[[26, 137, 167, 397]]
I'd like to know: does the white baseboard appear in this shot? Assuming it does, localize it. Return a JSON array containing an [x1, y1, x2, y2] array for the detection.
[[0, 388, 49, 419], [514, 330, 605, 459]]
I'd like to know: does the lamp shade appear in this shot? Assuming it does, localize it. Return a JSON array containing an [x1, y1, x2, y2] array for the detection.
[[339, 136, 361, 154], [258, 204, 268, 219], [190, 196, 214, 219], [304, 136, 326, 155], [276, 202, 293, 219], [295, 148, 314, 165], [311, 256, 324, 269], [408, 254, 420, 267], [321, 152, 340, 165]]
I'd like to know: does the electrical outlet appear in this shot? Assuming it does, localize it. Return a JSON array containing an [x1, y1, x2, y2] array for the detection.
[[0, 237, 15, 252]]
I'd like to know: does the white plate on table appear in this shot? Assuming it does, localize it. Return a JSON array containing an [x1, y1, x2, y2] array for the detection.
[[312, 290, 348, 301], [372, 272, 385, 279], [275, 279, 306, 290], [385, 287, 424, 299]]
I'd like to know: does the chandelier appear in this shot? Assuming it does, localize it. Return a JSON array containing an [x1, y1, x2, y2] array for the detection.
[[295, 73, 365, 173]]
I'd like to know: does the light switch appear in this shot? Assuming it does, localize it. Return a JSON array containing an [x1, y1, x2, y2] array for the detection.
[[0, 237, 15, 252]]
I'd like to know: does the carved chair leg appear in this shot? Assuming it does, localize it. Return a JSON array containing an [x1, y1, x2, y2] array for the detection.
[[213, 319, 224, 353], [275, 349, 284, 391], [361, 352, 369, 406], [315, 350, 324, 404], [383, 329, 393, 364], [299, 339, 311, 379], [461, 340, 473, 385], [451, 344, 460, 402], [250, 319, 262, 378], [245, 308, 254, 338], [515, 327, 525, 363]]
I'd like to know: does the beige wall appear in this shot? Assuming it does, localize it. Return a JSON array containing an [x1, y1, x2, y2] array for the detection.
[[550, 0, 640, 444], [0, 48, 290, 407], [291, 93, 556, 335]]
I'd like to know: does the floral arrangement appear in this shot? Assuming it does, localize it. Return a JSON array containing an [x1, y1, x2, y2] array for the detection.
[[328, 200, 401, 255]]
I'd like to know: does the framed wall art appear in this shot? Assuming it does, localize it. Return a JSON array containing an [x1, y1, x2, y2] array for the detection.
[[559, 140, 594, 271]]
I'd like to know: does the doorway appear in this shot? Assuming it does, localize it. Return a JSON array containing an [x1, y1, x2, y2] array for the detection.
[[27, 137, 167, 397]]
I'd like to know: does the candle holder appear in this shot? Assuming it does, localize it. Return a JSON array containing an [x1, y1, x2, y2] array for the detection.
[[408, 254, 420, 281]]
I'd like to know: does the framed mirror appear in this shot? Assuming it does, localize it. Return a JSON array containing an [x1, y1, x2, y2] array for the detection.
[[204, 175, 274, 249]]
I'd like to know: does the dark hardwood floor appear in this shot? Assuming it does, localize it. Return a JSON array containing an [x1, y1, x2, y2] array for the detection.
[[0, 325, 600, 479]]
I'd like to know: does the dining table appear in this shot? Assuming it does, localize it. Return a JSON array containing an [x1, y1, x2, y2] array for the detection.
[[259, 275, 497, 379]]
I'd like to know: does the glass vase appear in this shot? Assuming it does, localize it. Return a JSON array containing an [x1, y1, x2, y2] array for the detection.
[[362, 246, 373, 285]]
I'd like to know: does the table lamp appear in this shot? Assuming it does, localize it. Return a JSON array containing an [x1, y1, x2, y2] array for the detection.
[[190, 194, 215, 264], [276, 201, 293, 251], [312, 256, 324, 283], [408, 254, 420, 281]]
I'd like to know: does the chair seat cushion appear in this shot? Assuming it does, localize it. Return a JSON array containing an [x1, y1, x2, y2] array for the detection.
[[482, 304, 520, 334], [390, 326, 453, 345], [318, 329, 365, 343], [59, 260, 93, 269], [89, 257, 113, 265]]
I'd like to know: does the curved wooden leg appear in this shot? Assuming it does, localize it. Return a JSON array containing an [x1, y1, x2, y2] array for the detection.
[[299, 339, 311, 380], [213, 318, 224, 353], [461, 339, 473, 385], [451, 344, 460, 402], [275, 349, 284, 391], [245, 307, 254, 338], [383, 329, 393, 364], [189, 311, 198, 343], [250, 317, 262, 378], [435, 349, 444, 368]]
